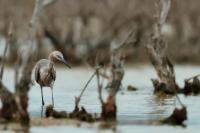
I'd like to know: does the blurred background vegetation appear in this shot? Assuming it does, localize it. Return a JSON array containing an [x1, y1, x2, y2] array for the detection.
[[0, 0, 200, 65]]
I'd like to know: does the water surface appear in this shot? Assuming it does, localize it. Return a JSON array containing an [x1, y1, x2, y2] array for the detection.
[[1, 65, 200, 133]]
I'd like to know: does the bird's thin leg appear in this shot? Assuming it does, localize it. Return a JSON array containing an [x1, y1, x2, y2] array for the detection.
[[51, 87, 54, 107], [40, 86, 45, 106], [41, 105, 44, 118]]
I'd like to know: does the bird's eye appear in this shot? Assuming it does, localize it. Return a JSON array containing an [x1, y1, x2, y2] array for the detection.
[[57, 55, 62, 60], [57, 55, 63, 60]]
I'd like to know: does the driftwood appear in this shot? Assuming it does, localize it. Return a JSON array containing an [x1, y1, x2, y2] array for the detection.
[[146, 0, 179, 94]]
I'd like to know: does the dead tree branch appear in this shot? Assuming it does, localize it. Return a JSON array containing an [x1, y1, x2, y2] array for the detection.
[[96, 68, 104, 105], [43, 0, 58, 7], [30, 0, 45, 38], [114, 30, 135, 53], [0, 22, 13, 81]]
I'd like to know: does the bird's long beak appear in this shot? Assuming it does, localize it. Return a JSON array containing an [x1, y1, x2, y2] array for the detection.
[[62, 59, 71, 69]]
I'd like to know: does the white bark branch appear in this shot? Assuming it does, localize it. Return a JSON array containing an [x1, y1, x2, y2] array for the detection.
[[0, 22, 13, 80]]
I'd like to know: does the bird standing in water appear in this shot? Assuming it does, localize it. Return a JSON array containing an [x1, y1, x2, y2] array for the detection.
[[33, 51, 71, 107]]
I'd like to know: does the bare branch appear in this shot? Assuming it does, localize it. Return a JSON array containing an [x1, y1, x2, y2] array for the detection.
[[96, 68, 104, 104], [0, 22, 13, 80], [43, 0, 58, 7], [114, 30, 135, 52], [30, 0, 58, 40], [160, 0, 171, 26], [98, 71, 109, 79], [14, 52, 21, 88], [30, 0, 45, 38]]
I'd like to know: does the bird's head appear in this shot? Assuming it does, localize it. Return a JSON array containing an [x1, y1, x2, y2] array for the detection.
[[49, 51, 71, 68]]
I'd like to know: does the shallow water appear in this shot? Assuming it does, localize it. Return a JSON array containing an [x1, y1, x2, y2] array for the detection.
[[1, 65, 200, 133]]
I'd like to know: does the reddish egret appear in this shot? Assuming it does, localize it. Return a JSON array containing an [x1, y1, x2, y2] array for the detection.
[[34, 51, 71, 107]]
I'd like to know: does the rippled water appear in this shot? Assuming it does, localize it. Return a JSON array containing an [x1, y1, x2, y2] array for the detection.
[[1, 65, 200, 133]]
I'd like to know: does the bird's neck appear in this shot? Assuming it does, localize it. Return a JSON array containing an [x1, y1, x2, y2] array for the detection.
[[48, 54, 55, 63]]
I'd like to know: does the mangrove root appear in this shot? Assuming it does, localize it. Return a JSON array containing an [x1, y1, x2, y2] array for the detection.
[[18, 95, 30, 126], [45, 104, 96, 122], [162, 106, 187, 125], [184, 77, 200, 95], [151, 79, 180, 95], [45, 105, 68, 118], [69, 105, 95, 122], [101, 96, 117, 121]]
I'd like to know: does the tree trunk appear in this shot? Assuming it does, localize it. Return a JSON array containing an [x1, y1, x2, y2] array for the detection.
[[101, 50, 125, 120], [146, 0, 179, 94]]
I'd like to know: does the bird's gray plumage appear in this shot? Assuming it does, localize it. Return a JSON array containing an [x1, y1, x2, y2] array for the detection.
[[34, 59, 56, 88], [33, 51, 71, 107]]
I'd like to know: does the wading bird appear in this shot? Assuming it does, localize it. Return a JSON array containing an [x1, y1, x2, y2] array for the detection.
[[34, 51, 71, 107]]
